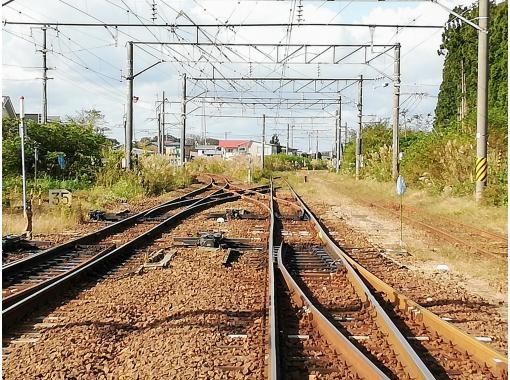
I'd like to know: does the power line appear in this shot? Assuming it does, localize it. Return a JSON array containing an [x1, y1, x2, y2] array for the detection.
[[3, 21, 445, 29], [3, 28, 121, 82]]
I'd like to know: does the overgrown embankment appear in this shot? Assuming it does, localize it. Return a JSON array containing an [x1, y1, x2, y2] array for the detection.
[[2, 115, 195, 234], [341, 1, 507, 206]]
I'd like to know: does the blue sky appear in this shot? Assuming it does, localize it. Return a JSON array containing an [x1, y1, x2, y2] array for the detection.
[[2, 0, 474, 152]]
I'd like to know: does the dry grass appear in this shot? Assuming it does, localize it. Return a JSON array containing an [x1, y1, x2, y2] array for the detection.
[[287, 171, 507, 235], [3, 209, 80, 235], [2, 187, 185, 237]]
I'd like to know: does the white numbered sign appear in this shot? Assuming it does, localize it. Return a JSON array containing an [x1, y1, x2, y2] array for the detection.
[[49, 189, 72, 206]]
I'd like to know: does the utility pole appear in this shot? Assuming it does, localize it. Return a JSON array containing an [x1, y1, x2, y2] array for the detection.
[[460, 58, 467, 130], [180, 74, 186, 166], [201, 98, 207, 144], [336, 97, 342, 174], [41, 26, 48, 124], [343, 123, 347, 153], [475, 0, 489, 202], [34, 146, 38, 184], [315, 131, 319, 160], [356, 75, 363, 180], [162, 90, 166, 155], [392, 43, 401, 180], [334, 111, 338, 167], [125, 41, 133, 170], [286, 123, 290, 154], [157, 112, 162, 154], [291, 125, 294, 149], [262, 114, 266, 169]]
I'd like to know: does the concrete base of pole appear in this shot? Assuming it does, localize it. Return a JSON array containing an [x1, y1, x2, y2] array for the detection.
[[475, 181, 486, 203]]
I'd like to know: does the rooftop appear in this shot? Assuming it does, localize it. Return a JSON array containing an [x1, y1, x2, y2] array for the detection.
[[218, 140, 250, 149]]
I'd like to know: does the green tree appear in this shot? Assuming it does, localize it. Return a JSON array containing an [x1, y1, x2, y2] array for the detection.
[[435, 1, 508, 129], [2, 112, 110, 181]]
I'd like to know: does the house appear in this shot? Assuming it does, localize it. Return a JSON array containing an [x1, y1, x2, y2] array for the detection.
[[19, 114, 60, 123], [194, 145, 222, 158], [218, 140, 277, 160], [282, 146, 298, 155], [132, 147, 155, 157], [3, 96, 61, 122], [246, 140, 277, 158], [218, 140, 250, 159], [2, 96, 16, 119]]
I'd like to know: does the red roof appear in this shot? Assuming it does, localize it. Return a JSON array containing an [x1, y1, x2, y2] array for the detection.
[[218, 140, 250, 149]]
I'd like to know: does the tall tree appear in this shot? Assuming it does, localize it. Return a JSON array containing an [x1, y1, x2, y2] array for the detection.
[[435, 1, 507, 129]]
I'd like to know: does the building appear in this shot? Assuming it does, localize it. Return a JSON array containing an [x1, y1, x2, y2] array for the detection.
[[2, 96, 16, 119], [164, 141, 192, 165], [194, 145, 222, 158], [19, 114, 61, 123], [281, 146, 298, 155], [246, 140, 277, 158], [218, 140, 277, 160], [3, 96, 60, 122], [218, 140, 250, 159]]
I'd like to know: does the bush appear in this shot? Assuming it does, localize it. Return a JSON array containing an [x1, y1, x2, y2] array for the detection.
[[266, 154, 310, 171], [138, 155, 193, 195], [111, 176, 144, 199], [2, 117, 110, 181]]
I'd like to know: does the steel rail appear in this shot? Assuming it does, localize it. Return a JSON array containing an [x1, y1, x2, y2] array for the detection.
[[2, 185, 230, 310], [225, 181, 303, 212], [275, 245, 392, 379], [3, 181, 213, 278], [361, 200, 506, 260], [3, 184, 245, 332], [358, 197, 507, 243], [281, 182, 435, 379], [270, 182, 391, 379], [285, 181, 509, 377], [268, 179, 279, 380]]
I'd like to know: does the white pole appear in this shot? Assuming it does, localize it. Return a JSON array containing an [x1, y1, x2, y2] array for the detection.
[[19, 96, 27, 217]]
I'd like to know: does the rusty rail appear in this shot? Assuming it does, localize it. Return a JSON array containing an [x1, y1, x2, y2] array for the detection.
[[277, 181, 435, 380], [3, 183, 243, 332], [286, 180, 508, 378], [3, 181, 214, 278], [362, 200, 506, 260], [268, 179, 280, 380]]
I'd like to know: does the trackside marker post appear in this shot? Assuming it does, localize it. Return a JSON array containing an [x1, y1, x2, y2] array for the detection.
[[19, 96, 33, 239], [396, 175, 406, 247]]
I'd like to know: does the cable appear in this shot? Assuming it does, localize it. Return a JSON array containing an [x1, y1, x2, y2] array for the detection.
[[3, 28, 121, 82]]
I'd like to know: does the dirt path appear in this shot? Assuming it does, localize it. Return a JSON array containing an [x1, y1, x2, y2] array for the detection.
[[289, 172, 507, 316]]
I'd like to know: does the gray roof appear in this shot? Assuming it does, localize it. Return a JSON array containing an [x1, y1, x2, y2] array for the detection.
[[196, 145, 219, 150]]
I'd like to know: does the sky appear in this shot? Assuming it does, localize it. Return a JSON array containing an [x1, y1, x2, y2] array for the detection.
[[2, 0, 475, 152]]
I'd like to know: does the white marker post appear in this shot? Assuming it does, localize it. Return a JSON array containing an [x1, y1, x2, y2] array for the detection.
[[19, 96, 27, 217], [396, 175, 406, 247]]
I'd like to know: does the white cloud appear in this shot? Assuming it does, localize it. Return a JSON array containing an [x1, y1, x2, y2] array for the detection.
[[2, 0, 474, 151]]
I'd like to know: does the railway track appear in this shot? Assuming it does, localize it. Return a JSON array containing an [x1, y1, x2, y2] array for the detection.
[[2, 181, 217, 311], [3, 180, 271, 378], [2, 180, 268, 332], [267, 180, 507, 379], [270, 184, 434, 379], [3, 175, 507, 379]]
